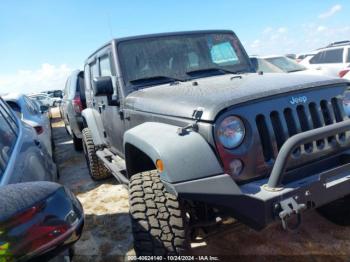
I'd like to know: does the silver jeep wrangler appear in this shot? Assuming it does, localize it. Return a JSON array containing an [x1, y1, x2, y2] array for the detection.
[[81, 30, 350, 255]]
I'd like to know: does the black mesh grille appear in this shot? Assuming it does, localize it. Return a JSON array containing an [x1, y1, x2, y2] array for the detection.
[[256, 98, 345, 162]]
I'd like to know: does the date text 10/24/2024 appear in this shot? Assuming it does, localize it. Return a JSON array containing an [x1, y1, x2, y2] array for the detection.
[[128, 256, 220, 261]]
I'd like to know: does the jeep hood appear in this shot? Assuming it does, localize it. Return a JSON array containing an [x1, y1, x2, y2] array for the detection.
[[125, 73, 349, 121]]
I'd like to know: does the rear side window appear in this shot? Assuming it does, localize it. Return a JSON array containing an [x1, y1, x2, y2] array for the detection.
[[100, 56, 112, 76], [347, 48, 350, 63], [310, 48, 343, 64], [0, 103, 17, 178], [90, 61, 99, 88], [90, 61, 99, 79]]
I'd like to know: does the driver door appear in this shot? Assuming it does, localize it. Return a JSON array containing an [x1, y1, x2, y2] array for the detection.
[[90, 50, 125, 156]]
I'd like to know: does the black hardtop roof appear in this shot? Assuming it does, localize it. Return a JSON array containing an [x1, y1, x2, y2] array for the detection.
[[86, 30, 236, 62]]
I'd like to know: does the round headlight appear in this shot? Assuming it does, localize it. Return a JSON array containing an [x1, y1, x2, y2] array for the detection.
[[217, 116, 245, 149], [343, 91, 350, 116]]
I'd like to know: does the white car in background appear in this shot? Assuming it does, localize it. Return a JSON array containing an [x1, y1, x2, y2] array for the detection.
[[341, 67, 350, 80], [3, 93, 53, 157], [252, 55, 322, 75], [28, 93, 55, 107], [300, 41, 350, 78]]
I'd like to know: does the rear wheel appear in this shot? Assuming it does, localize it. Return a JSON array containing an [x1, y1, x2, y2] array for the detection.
[[82, 128, 111, 180], [129, 170, 189, 255]]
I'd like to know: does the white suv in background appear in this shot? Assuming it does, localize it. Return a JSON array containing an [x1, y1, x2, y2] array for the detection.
[[300, 41, 350, 78]]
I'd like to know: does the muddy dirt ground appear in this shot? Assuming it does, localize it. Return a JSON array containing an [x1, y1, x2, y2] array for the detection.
[[51, 108, 350, 261]]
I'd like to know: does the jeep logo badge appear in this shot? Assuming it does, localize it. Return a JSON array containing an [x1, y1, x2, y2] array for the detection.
[[289, 96, 307, 105]]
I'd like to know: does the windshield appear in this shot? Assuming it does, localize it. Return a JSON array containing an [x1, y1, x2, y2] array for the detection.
[[117, 33, 251, 92], [265, 56, 307, 73]]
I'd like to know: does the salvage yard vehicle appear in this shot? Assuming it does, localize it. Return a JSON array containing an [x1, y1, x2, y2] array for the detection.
[[0, 181, 84, 261], [61, 70, 86, 150], [0, 96, 57, 185], [4, 93, 53, 157], [250, 56, 284, 73], [301, 40, 350, 78], [262, 55, 310, 73], [80, 30, 350, 255], [29, 93, 56, 107]]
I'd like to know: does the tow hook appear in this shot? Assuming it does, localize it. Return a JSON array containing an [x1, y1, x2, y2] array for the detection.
[[278, 197, 306, 230]]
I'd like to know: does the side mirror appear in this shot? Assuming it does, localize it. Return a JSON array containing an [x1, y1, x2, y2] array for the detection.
[[0, 182, 84, 261], [40, 105, 49, 113], [92, 76, 114, 97]]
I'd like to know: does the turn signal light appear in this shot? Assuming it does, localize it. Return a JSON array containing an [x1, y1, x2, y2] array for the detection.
[[156, 159, 164, 172]]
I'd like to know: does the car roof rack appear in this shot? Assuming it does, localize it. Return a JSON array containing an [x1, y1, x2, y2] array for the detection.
[[325, 40, 350, 48]]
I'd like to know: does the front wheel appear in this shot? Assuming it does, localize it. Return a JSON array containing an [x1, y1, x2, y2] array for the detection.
[[129, 170, 189, 255]]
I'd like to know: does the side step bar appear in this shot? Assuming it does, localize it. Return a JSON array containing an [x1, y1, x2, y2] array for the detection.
[[96, 149, 129, 184]]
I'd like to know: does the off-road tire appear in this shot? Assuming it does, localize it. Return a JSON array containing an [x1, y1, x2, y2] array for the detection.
[[82, 128, 111, 180], [129, 170, 189, 256], [73, 133, 83, 151]]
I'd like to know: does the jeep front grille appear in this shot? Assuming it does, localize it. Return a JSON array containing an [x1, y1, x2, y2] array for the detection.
[[256, 98, 345, 162]]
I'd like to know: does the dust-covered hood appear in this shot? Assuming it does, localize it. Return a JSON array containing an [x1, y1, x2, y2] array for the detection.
[[125, 73, 349, 121]]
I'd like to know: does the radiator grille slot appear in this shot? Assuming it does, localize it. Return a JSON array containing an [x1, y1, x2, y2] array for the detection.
[[256, 98, 345, 163], [270, 111, 285, 150], [256, 114, 274, 162]]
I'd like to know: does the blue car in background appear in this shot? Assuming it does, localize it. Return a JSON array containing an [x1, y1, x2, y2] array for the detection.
[[3, 93, 53, 157], [0, 97, 57, 185]]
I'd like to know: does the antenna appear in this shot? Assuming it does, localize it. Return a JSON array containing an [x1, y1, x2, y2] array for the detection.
[[107, 12, 113, 38]]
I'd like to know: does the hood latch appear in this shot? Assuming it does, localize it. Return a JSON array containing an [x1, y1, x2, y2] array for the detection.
[[177, 107, 204, 136]]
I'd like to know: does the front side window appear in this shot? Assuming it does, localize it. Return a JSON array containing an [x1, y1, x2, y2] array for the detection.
[[347, 48, 350, 63], [117, 33, 250, 93], [0, 105, 17, 179]]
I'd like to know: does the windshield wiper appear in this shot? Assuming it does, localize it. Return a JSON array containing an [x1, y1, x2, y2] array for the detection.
[[129, 75, 184, 85], [186, 67, 239, 76]]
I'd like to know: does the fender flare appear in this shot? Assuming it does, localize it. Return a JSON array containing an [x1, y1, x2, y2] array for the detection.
[[81, 108, 106, 146], [124, 122, 224, 183]]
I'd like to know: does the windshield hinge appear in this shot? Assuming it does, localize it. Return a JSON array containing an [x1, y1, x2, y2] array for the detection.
[[177, 107, 204, 136]]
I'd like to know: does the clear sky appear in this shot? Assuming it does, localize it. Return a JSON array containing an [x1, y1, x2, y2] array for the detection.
[[0, 0, 349, 93]]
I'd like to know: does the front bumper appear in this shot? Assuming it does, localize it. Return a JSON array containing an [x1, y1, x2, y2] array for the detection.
[[167, 120, 350, 230]]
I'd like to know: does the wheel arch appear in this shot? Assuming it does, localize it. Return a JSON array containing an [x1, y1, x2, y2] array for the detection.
[[81, 108, 106, 146], [124, 143, 156, 178], [123, 122, 224, 184]]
